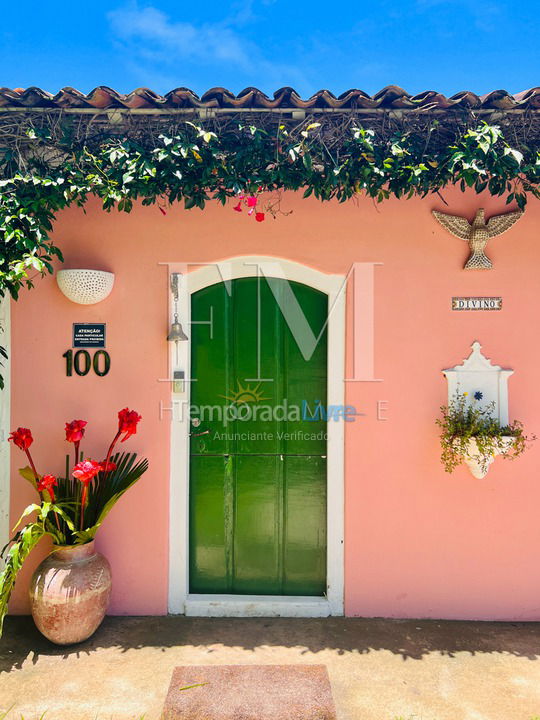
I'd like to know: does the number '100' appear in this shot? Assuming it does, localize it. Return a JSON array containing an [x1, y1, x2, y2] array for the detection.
[[63, 349, 111, 377]]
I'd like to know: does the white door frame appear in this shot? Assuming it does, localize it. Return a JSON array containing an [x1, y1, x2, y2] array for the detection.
[[0, 296, 11, 567], [168, 256, 345, 617]]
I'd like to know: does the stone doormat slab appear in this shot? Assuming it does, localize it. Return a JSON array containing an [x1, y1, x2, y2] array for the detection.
[[162, 664, 337, 720]]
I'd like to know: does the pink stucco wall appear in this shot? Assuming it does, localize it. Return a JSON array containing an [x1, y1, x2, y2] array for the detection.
[[8, 188, 540, 619]]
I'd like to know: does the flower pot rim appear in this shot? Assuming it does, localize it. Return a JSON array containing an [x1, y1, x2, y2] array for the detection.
[[50, 540, 96, 561], [52, 539, 95, 549]]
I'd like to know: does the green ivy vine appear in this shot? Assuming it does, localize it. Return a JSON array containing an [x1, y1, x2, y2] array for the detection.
[[0, 120, 539, 300]]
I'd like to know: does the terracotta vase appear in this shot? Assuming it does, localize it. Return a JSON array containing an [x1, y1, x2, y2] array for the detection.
[[29, 540, 112, 645]]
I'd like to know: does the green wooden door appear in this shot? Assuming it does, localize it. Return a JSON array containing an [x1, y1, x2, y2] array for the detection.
[[189, 277, 327, 596]]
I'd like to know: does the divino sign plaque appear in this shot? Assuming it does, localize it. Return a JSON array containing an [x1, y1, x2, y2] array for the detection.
[[452, 297, 502, 311]]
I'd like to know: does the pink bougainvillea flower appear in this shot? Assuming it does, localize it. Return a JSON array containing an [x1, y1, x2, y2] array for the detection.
[[246, 196, 258, 208], [8, 427, 33, 451], [72, 459, 101, 486], [65, 420, 87, 444], [255, 212, 265, 222], [118, 408, 142, 442], [233, 202, 243, 212], [37, 474, 58, 502], [99, 460, 117, 473]]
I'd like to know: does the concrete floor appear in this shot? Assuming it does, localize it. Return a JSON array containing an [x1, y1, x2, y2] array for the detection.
[[1, 616, 540, 720]]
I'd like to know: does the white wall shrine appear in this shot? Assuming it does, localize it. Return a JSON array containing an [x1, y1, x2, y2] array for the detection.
[[443, 341, 513, 425]]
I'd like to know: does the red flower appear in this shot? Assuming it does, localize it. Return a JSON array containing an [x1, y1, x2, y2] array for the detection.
[[255, 212, 265, 222], [65, 420, 87, 444], [74, 459, 101, 530], [118, 408, 142, 442], [37, 474, 58, 502], [233, 202, 242, 212], [246, 196, 258, 208], [8, 427, 33, 451], [99, 460, 117, 473], [72, 459, 101, 486]]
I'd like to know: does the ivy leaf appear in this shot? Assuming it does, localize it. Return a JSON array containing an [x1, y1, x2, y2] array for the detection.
[[504, 147, 523, 164]]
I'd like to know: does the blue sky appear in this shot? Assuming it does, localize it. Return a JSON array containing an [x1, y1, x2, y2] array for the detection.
[[1, 0, 538, 97]]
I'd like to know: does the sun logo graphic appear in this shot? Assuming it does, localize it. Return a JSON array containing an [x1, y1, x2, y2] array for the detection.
[[220, 381, 270, 405]]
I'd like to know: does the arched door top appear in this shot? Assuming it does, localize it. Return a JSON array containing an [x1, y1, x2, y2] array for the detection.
[[185, 256, 344, 296]]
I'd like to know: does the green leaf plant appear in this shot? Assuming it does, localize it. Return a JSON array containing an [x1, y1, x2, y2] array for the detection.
[[0, 410, 148, 636], [436, 391, 534, 474], [1, 120, 539, 301], [0, 119, 539, 387]]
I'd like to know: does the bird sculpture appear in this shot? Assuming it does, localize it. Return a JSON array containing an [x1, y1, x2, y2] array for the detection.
[[432, 208, 523, 269]]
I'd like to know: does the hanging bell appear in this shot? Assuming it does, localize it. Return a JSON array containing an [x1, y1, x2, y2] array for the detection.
[[167, 314, 188, 342]]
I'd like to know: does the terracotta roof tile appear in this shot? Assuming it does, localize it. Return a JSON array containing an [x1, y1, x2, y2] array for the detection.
[[0, 85, 539, 112]]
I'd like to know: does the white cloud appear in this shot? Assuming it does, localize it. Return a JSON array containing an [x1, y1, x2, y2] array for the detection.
[[107, 2, 307, 91], [415, 0, 504, 31], [109, 5, 251, 68]]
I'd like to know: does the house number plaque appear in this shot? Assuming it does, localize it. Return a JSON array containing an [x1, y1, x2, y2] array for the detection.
[[452, 297, 502, 311], [63, 349, 110, 377], [63, 323, 110, 376]]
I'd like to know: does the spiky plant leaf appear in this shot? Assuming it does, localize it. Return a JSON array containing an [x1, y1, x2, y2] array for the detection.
[[84, 451, 149, 531]]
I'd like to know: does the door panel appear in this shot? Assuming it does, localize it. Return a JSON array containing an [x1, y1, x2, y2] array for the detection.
[[189, 277, 328, 596], [233, 455, 281, 594], [283, 456, 327, 595], [189, 455, 229, 593]]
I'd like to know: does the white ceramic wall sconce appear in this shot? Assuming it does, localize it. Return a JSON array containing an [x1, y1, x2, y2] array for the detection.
[[56, 269, 115, 305]]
